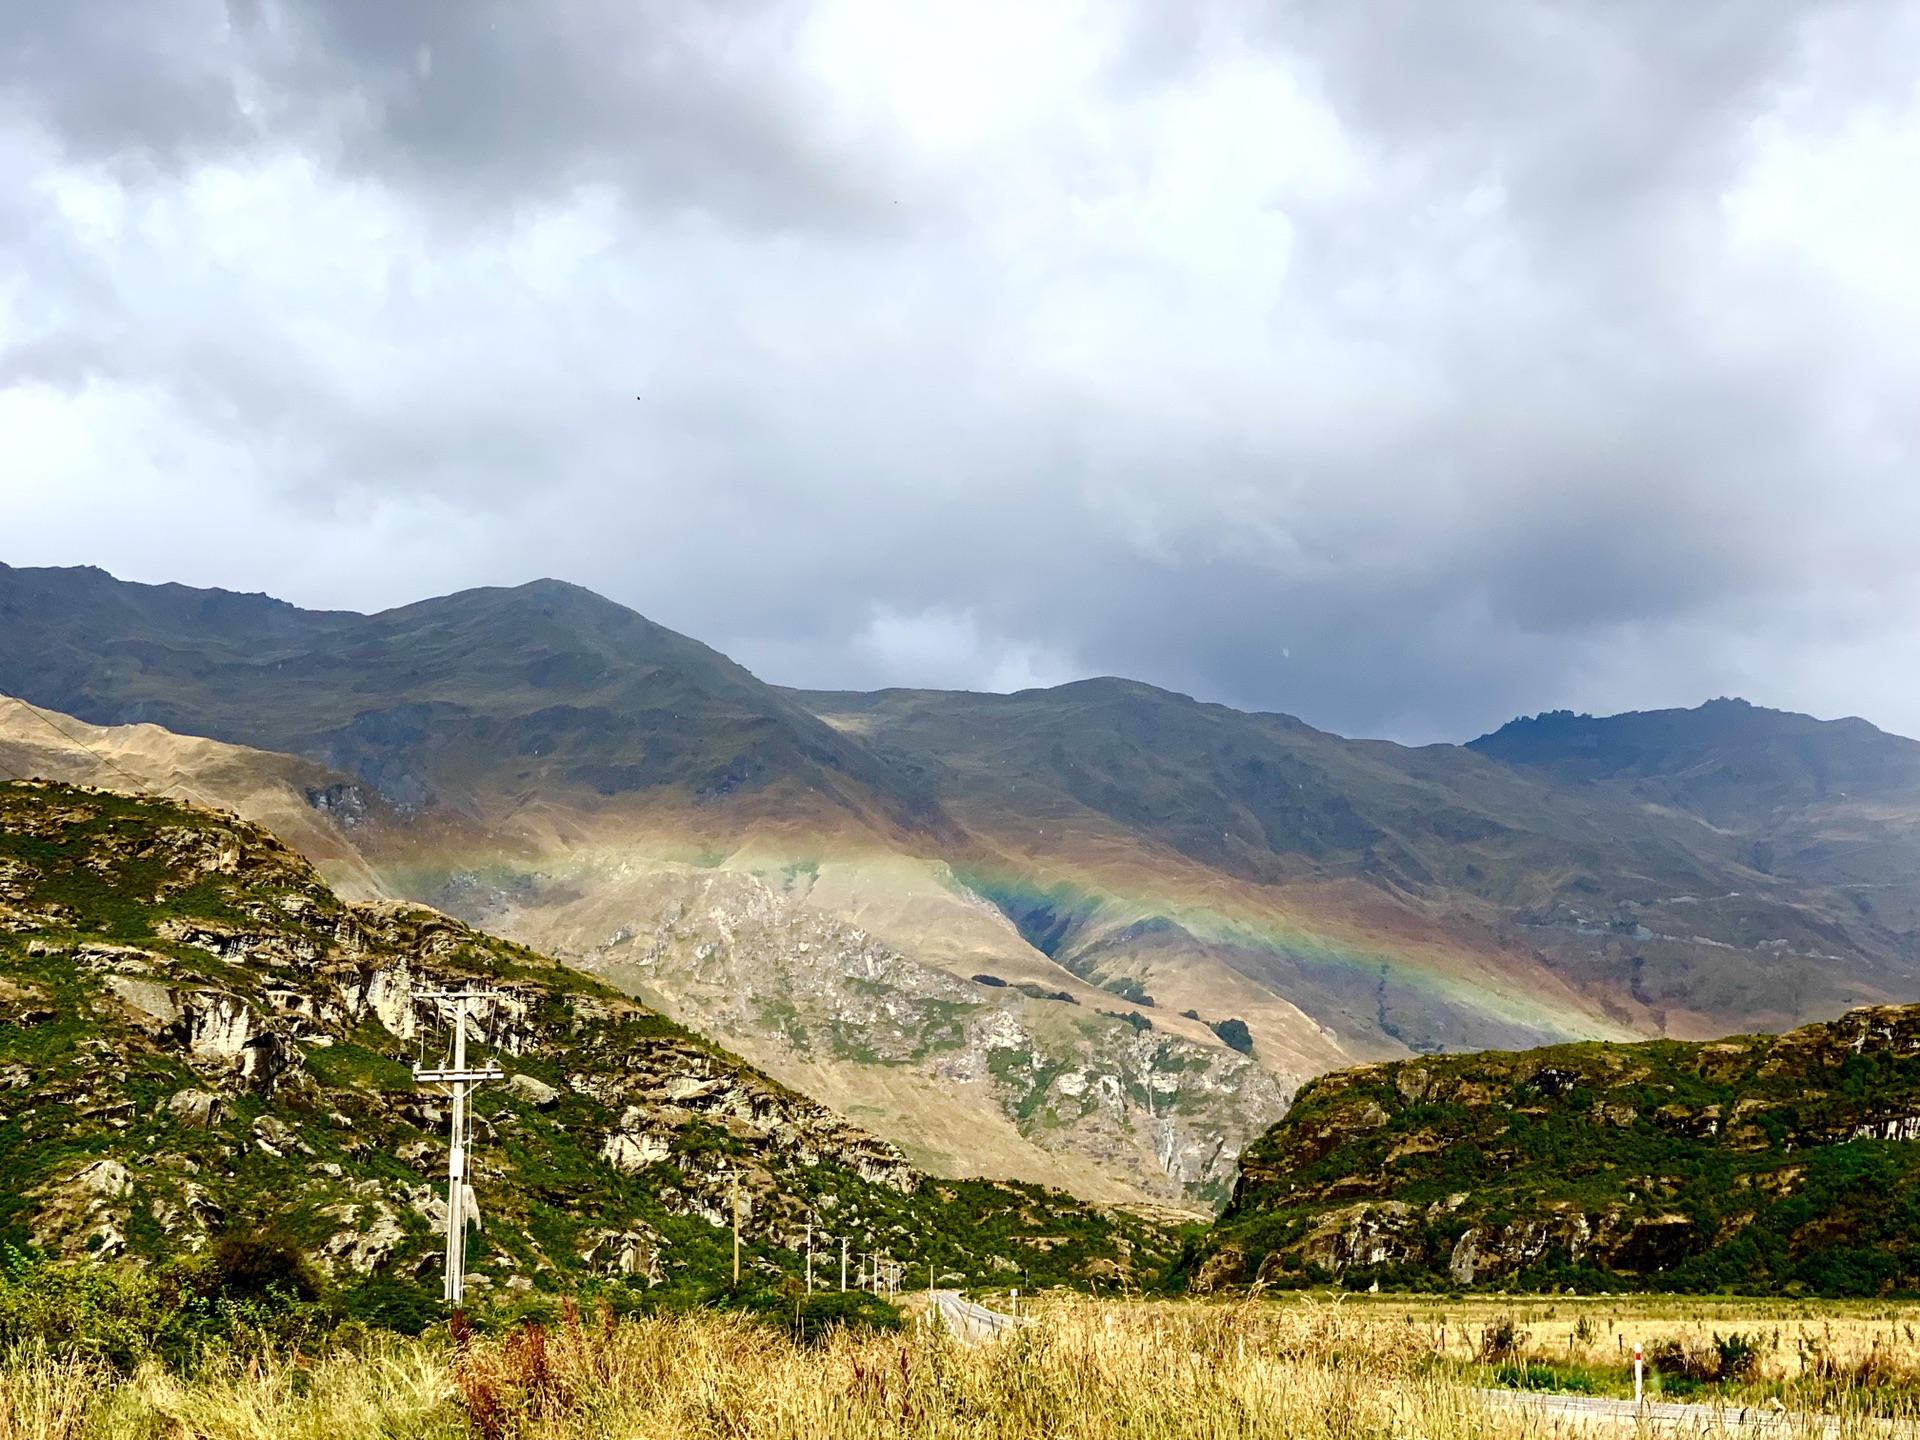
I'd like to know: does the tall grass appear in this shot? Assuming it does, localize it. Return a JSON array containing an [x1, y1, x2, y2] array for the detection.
[[2, 1296, 1910, 1438]]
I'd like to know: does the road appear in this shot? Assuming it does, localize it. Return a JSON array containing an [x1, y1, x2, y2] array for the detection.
[[926, 1290, 1025, 1343]]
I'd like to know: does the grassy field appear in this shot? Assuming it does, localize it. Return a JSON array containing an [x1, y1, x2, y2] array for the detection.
[[1281, 1292, 1920, 1406], [5, 1292, 1920, 1439]]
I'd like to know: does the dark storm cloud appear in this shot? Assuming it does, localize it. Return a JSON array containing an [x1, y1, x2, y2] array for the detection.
[[2, 0, 1918, 743], [1, 0, 884, 225]]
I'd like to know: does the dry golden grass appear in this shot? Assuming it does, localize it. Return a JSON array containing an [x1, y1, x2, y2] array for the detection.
[[1320, 1292, 1920, 1391], [8, 1294, 1920, 1439]]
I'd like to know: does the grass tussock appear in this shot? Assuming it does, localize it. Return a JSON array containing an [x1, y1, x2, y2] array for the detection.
[[5, 1295, 1919, 1439], [441, 1296, 1496, 1440]]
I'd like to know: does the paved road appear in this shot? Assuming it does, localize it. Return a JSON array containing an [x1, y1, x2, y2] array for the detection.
[[927, 1290, 1025, 1343]]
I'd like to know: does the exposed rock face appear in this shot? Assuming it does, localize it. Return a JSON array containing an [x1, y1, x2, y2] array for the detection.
[[1202, 1004, 1920, 1295], [566, 867, 1288, 1209]]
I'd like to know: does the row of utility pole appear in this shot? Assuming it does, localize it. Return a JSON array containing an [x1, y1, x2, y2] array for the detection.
[[412, 985, 932, 1309]]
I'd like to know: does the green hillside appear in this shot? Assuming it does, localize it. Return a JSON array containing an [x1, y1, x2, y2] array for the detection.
[[0, 780, 1179, 1331], [1196, 1006, 1920, 1297]]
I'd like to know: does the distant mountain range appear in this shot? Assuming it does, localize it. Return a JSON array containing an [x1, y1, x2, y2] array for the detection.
[[3, 561, 1917, 1210]]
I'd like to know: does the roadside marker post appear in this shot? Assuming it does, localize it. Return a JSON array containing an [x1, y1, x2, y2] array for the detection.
[[1633, 1342, 1644, 1404], [731, 1172, 744, 1288]]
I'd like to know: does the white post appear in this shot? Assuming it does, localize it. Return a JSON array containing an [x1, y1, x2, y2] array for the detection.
[[806, 1217, 813, 1295], [447, 993, 467, 1303], [413, 989, 503, 1308], [1011, 1288, 1018, 1319], [1634, 1342, 1643, 1404], [840, 1237, 847, 1293]]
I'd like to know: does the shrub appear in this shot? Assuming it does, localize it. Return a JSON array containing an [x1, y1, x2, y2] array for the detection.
[[198, 1228, 324, 1305], [1649, 1336, 1719, 1382], [787, 1290, 902, 1343], [1478, 1314, 1520, 1363], [1713, 1330, 1763, 1382], [1210, 1019, 1254, 1055]]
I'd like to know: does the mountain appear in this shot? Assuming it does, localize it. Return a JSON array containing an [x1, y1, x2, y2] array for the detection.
[[1195, 1002, 1920, 1297], [0, 778, 1178, 1323], [3, 561, 1918, 1212], [0, 688, 1291, 1211], [791, 681, 1920, 1045], [0, 563, 939, 834]]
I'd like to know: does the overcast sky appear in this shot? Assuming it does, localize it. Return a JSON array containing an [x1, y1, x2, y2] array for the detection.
[[4, 0, 1918, 743]]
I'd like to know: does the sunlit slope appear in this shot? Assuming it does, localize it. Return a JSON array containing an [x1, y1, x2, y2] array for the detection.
[[0, 779, 1179, 1306], [1199, 1002, 1920, 1296], [0, 693, 391, 902]]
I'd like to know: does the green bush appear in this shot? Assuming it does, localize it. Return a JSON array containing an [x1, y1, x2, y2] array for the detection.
[[1210, 1019, 1254, 1055], [1491, 1362, 1591, 1393], [0, 1244, 336, 1370], [784, 1290, 902, 1343], [1713, 1330, 1763, 1382]]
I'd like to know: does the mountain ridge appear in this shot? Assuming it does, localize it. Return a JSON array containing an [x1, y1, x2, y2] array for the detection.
[[4, 561, 1917, 1209]]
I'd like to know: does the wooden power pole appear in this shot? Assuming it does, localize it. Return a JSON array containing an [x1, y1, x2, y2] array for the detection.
[[412, 988, 503, 1307]]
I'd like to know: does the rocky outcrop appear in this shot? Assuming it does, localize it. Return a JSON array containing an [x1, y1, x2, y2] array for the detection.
[[1202, 1003, 1920, 1295], [571, 867, 1288, 1208]]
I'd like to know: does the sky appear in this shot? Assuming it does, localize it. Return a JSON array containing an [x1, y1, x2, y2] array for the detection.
[[3, 0, 1919, 744]]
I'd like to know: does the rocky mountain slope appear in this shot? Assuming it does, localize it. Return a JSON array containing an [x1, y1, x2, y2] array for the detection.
[[3, 562, 1918, 1212], [794, 683, 1920, 1049], [1198, 1004, 1920, 1296], [0, 780, 1181, 1315]]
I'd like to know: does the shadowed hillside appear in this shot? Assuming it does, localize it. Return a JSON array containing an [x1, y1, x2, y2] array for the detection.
[[0, 564, 944, 837]]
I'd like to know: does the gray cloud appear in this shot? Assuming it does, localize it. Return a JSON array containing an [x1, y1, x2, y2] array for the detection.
[[2, 0, 1918, 743]]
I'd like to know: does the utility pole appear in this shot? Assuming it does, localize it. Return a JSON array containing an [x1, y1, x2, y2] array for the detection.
[[412, 989, 503, 1307], [731, 1171, 742, 1287], [806, 1216, 813, 1295], [840, 1237, 847, 1293]]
